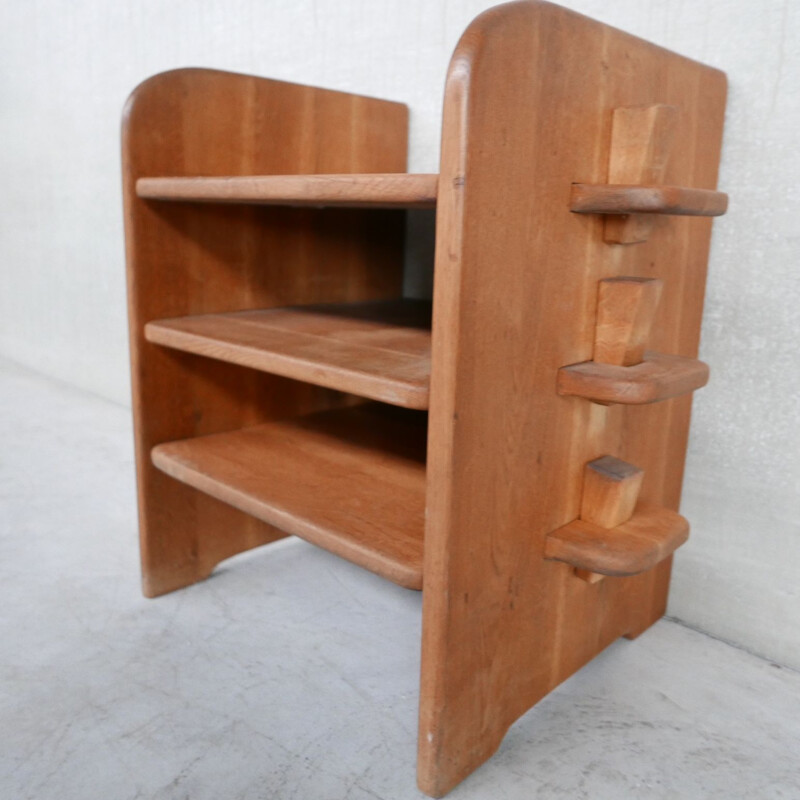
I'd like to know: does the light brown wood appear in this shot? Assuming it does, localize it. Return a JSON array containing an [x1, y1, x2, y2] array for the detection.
[[418, 2, 726, 795], [145, 299, 432, 410], [604, 104, 677, 242], [123, 68, 409, 597], [576, 454, 646, 583], [152, 405, 427, 590], [123, 7, 728, 796], [574, 568, 605, 584], [570, 184, 728, 217], [544, 506, 690, 576], [594, 277, 663, 366], [608, 104, 678, 184], [580, 455, 644, 528], [558, 351, 710, 405], [137, 173, 438, 208]]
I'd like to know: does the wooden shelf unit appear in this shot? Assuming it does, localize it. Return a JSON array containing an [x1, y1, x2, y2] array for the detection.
[[123, 4, 727, 796]]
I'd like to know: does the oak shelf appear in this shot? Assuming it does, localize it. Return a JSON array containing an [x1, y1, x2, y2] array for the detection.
[[137, 172, 438, 208], [152, 404, 427, 589], [123, 8, 727, 795], [146, 299, 432, 410]]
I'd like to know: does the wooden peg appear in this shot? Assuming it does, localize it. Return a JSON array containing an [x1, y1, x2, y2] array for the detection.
[[604, 104, 678, 244], [572, 455, 644, 583], [594, 277, 663, 366], [580, 455, 644, 529]]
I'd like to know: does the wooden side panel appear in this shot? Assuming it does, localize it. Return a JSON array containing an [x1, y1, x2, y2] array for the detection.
[[419, 3, 726, 795], [122, 69, 408, 597]]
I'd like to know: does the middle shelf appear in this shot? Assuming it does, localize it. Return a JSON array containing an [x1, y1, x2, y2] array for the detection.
[[152, 404, 427, 589], [145, 298, 432, 410]]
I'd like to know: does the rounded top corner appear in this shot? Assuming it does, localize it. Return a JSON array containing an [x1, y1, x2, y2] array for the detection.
[[442, 1, 569, 107], [121, 68, 210, 125]]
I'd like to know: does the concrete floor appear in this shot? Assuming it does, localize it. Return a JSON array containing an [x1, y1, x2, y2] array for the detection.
[[1, 357, 799, 800]]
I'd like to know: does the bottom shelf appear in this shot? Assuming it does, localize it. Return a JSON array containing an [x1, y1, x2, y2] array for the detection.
[[151, 405, 427, 589]]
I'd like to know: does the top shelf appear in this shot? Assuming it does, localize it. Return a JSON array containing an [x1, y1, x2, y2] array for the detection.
[[137, 173, 726, 216], [136, 173, 439, 209]]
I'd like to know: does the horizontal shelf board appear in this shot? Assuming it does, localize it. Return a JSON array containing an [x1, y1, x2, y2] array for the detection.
[[137, 173, 438, 208], [570, 184, 728, 216], [146, 299, 432, 410], [152, 405, 427, 589]]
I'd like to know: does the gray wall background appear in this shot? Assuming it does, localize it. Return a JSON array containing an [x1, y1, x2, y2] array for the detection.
[[1, 0, 798, 668]]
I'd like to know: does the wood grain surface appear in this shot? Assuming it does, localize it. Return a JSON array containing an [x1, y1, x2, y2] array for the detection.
[[418, 2, 726, 794]]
